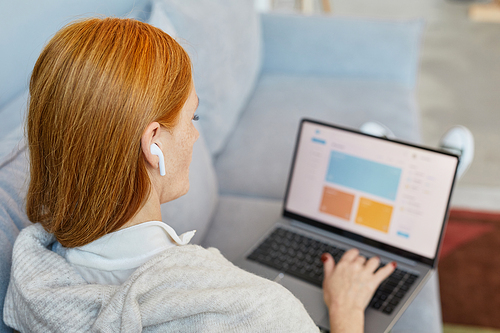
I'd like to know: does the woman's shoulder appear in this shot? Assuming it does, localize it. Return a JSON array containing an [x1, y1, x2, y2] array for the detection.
[[129, 243, 294, 302], [135, 244, 249, 278], [125, 244, 319, 331]]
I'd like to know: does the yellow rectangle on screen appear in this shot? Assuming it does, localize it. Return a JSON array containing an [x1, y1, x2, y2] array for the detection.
[[355, 197, 393, 233]]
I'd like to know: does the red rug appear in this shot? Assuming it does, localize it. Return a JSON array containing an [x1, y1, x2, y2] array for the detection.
[[438, 209, 500, 329]]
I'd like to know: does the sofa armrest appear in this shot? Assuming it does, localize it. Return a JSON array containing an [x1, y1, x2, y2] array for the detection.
[[261, 13, 423, 88]]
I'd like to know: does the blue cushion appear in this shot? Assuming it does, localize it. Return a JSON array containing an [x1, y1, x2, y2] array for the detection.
[[0, 91, 28, 161], [145, 4, 219, 243], [152, 0, 262, 155], [160, 125, 219, 245], [261, 14, 423, 88], [147, 0, 177, 36], [215, 74, 421, 199], [202, 195, 282, 262], [0, 0, 149, 109], [0, 143, 31, 332]]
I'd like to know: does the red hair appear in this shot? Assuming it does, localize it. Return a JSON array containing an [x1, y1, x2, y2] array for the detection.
[[26, 17, 192, 247]]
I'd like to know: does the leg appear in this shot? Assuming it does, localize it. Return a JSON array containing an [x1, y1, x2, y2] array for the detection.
[[359, 121, 396, 139], [439, 125, 474, 181]]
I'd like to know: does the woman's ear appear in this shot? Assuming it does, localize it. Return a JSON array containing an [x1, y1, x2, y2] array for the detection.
[[141, 122, 163, 172]]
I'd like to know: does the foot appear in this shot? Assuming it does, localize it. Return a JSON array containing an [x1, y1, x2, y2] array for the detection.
[[359, 122, 396, 140], [439, 126, 474, 181]]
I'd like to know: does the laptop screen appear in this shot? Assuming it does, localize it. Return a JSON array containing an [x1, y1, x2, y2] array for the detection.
[[283, 119, 458, 266]]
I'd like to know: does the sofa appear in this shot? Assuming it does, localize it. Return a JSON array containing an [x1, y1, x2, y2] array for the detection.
[[0, 0, 442, 331]]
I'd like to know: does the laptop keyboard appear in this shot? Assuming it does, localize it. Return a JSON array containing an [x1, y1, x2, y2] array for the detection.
[[247, 227, 419, 315]]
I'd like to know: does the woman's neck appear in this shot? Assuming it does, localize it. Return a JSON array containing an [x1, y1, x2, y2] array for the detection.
[[119, 189, 162, 230]]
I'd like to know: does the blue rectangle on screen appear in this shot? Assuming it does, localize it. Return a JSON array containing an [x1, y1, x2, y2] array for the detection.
[[326, 151, 402, 201], [397, 231, 410, 238], [312, 138, 326, 145]]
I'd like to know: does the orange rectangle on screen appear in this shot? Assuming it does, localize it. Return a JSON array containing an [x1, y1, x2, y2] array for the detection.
[[355, 197, 393, 233], [319, 186, 355, 221]]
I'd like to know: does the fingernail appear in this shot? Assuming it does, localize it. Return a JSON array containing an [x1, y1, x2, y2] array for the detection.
[[391, 261, 397, 268], [321, 253, 328, 263]]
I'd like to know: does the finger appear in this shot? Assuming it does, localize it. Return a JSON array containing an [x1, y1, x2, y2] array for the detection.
[[365, 256, 381, 272], [340, 248, 360, 263], [354, 255, 367, 266], [373, 261, 397, 285], [321, 253, 335, 280]]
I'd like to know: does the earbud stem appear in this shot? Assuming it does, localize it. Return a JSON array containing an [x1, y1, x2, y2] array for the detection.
[[150, 143, 166, 176]]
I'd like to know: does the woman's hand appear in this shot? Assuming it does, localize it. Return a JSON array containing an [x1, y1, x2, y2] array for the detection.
[[322, 249, 396, 333]]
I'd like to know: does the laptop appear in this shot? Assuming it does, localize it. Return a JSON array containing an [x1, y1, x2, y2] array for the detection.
[[235, 118, 459, 333]]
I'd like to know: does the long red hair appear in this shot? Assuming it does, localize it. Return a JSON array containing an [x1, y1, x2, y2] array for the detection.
[[26, 17, 192, 247]]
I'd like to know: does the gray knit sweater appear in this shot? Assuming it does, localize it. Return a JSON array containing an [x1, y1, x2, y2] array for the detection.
[[3, 224, 319, 332]]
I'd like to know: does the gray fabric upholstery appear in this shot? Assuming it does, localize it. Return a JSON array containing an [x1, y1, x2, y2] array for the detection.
[[203, 195, 442, 332], [261, 14, 423, 89], [0, 142, 31, 333], [202, 196, 282, 262], [215, 74, 421, 199], [153, 0, 262, 155], [160, 126, 219, 245], [0, 0, 149, 109], [0, 92, 27, 147]]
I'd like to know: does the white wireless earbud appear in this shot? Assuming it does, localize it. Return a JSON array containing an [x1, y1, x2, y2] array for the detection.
[[150, 143, 166, 176]]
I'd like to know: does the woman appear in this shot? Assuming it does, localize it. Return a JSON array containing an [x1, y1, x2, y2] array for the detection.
[[4, 18, 394, 332]]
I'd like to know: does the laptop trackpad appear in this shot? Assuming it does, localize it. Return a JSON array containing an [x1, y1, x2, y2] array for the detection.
[[280, 274, 329, 327]]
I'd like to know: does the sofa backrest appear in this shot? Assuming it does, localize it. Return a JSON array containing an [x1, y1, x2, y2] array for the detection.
[[0, 0, 149, 110], [150, 0, 262, 155], [0, 143, 31, 333], [261, 14, 423, 89]]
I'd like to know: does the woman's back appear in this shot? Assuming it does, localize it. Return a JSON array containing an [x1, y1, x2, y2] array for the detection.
[[5, 224, 318, 332]]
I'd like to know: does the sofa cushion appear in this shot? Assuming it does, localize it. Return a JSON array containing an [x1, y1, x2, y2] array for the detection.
[[0, 126, 24, 166], [0, 142, 31, 332], [0, 0, 149, 109], [160, 125, 219, 245], [132, 4, 220, 243], [152, 0, 262, 155], [0, 90, 28, 159], [201, 195, 282, 262], [146, 0, 177, 37], [261, 14, 424, 89], [215, 74, 421, 199]]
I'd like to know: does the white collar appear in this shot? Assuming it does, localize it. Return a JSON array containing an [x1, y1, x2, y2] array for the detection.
[[57, 221, 196, 272]]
